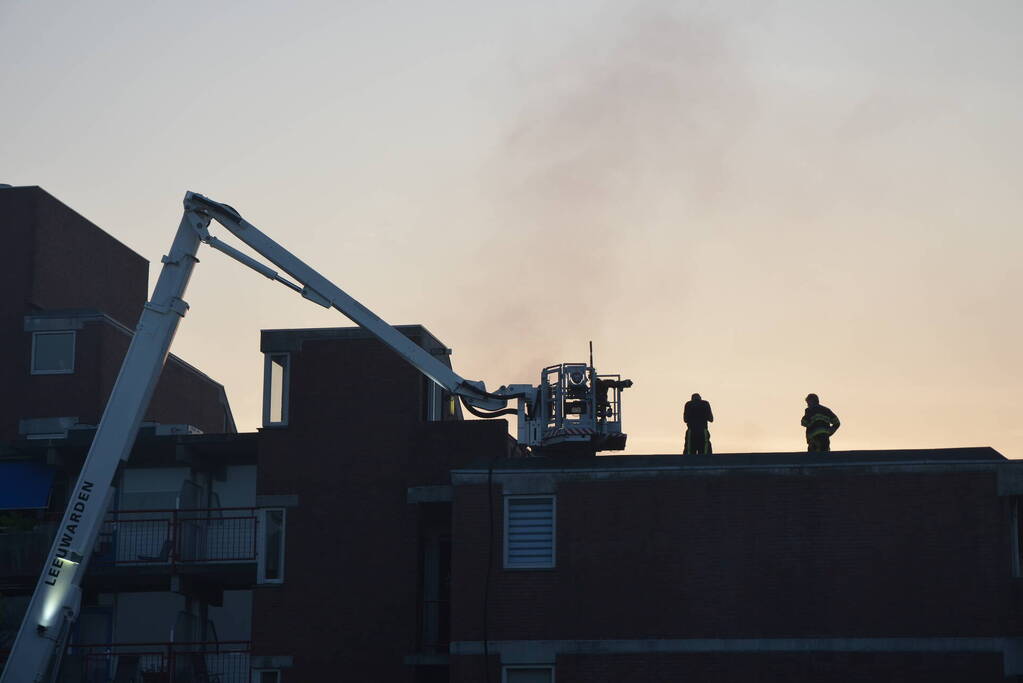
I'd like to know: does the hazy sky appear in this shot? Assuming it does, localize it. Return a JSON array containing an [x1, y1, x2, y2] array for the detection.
[[2, 0, 1020, 456]]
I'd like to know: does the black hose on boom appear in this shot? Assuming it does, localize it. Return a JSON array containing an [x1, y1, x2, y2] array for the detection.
[[460, 396, 519, 418]]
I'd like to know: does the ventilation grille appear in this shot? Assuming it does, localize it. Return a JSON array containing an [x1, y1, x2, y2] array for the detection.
[[505, 496, 555, 568]]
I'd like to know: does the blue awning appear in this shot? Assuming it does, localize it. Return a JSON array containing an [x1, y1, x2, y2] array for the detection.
[[0, 461, 56, 510]]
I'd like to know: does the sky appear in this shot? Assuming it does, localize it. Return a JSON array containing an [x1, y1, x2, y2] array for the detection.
[[2, 0, 1020, 457]]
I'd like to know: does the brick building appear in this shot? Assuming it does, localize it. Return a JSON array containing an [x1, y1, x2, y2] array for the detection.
[[2, 186, 1022, 682], [250, 325, 510, 682], [0, 186, 250, 681], [0, 185, 234, 442], [448, 450, 1023, 681]]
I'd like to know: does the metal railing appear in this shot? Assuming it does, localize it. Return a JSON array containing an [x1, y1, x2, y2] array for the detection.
[[93, 508, 258, 567], [1, 508, 260, 578], [67, 641, 250, 683]]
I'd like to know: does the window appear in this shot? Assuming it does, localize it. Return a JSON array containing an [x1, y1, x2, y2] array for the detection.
[[418, 529, 451, 652], [423, 376, 441, 422], [258, 508, 286, 584], [503, 665, 554, 683], [252, 671, 280, 683], [504, 496, 556, 569], [31, 331, 75, 374], [1012, 497, 1021, 578], [262, 353, 289, 426]]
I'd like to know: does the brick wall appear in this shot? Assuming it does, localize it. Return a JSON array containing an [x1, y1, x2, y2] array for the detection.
[[0, 187, 41, 439], [555, 652, 1005, 682], [251, 331, 507, 681], [1, 187, 230, 439], [148, 354, 231, 434], [20, 321, 106, 426], [28, 187, 147, 327], [450, 463, 1019, 680], [447, 652, 1007, 683], [15, 319, 230, 435], [454, 469, 1013, 640]]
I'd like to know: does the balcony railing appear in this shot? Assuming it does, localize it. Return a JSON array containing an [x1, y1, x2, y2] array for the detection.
[[0, 509, 259, 579], [93, 508, 258, 567], [64, 641, 250, 683]]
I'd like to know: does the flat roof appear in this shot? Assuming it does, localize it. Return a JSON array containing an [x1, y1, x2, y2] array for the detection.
[[261, 324, 450, 355], [453, 447, 1013, 481], [0, 431, 259, 467]]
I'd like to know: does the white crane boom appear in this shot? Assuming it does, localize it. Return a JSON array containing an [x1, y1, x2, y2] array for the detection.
[[2, 206, 205, 682], [2, 192, 629, 682], [185, 192, 509, 410]]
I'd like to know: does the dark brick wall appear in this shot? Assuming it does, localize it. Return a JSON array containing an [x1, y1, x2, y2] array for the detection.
[[554, 652, 1005, 683], [450, 654, 499, 682], [453, 470, 1013, 642], [148, 356, 231, 434], [251, 333, 507, 681], [20, 322, 106, 426], [27, 187, 147, 327], [14, 320, 229, 435], [0, 187, 230, 439], [0, 188, 39, 440], [452, 652, 1006, 683]]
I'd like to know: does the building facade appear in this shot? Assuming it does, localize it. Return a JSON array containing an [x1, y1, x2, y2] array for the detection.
[[449, 450, 1023, 681], [0, 186, 249, 681], [0, 185, 234, 442], [2, 186, 1022, 682]]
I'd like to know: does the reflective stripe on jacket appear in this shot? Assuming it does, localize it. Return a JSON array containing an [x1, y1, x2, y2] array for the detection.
[[802, 405, 839, 437]]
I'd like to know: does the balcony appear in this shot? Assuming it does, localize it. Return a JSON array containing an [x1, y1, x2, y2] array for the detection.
[[67, 641, 250, 683], [90, 508, 259, 591], [95, 508, 257, 565], [1, 508, 261, 592]]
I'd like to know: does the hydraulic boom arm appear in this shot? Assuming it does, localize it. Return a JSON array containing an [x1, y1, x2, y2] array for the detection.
[[3, 191, 626, 682], [2, 203, 205, 682], [1, 192, 513, 682], [186, 193, 511, 411]]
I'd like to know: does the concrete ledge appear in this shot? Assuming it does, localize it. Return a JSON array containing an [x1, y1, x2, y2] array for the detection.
[[451, 637, 1016, 658], [256, 494, 300, 508], [19, 416, 79, 438], [251, 655, 294, 669], [454, 460, 1005, 485], [404, 654, 449, 666], [407, 485, 453, 503], [449, 637, 1023, 674], [501, 475, 557, 495]]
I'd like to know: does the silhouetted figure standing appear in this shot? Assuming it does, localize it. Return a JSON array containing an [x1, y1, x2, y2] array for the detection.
[[802, 393, 840, 452], [683, 393, 714, 455]]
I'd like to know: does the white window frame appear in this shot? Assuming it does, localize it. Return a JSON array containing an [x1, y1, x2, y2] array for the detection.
[[504, 495, 556, 570], [262, 353, 290, 427], [1012, 497, 1021, 578], [257, 507, 286, 584], [427, 381, 441, 421], [503, 664, 555, 683], [25, 433, 66, 440], [251, 670, 281, 683], [30, 330, 76, 375]]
